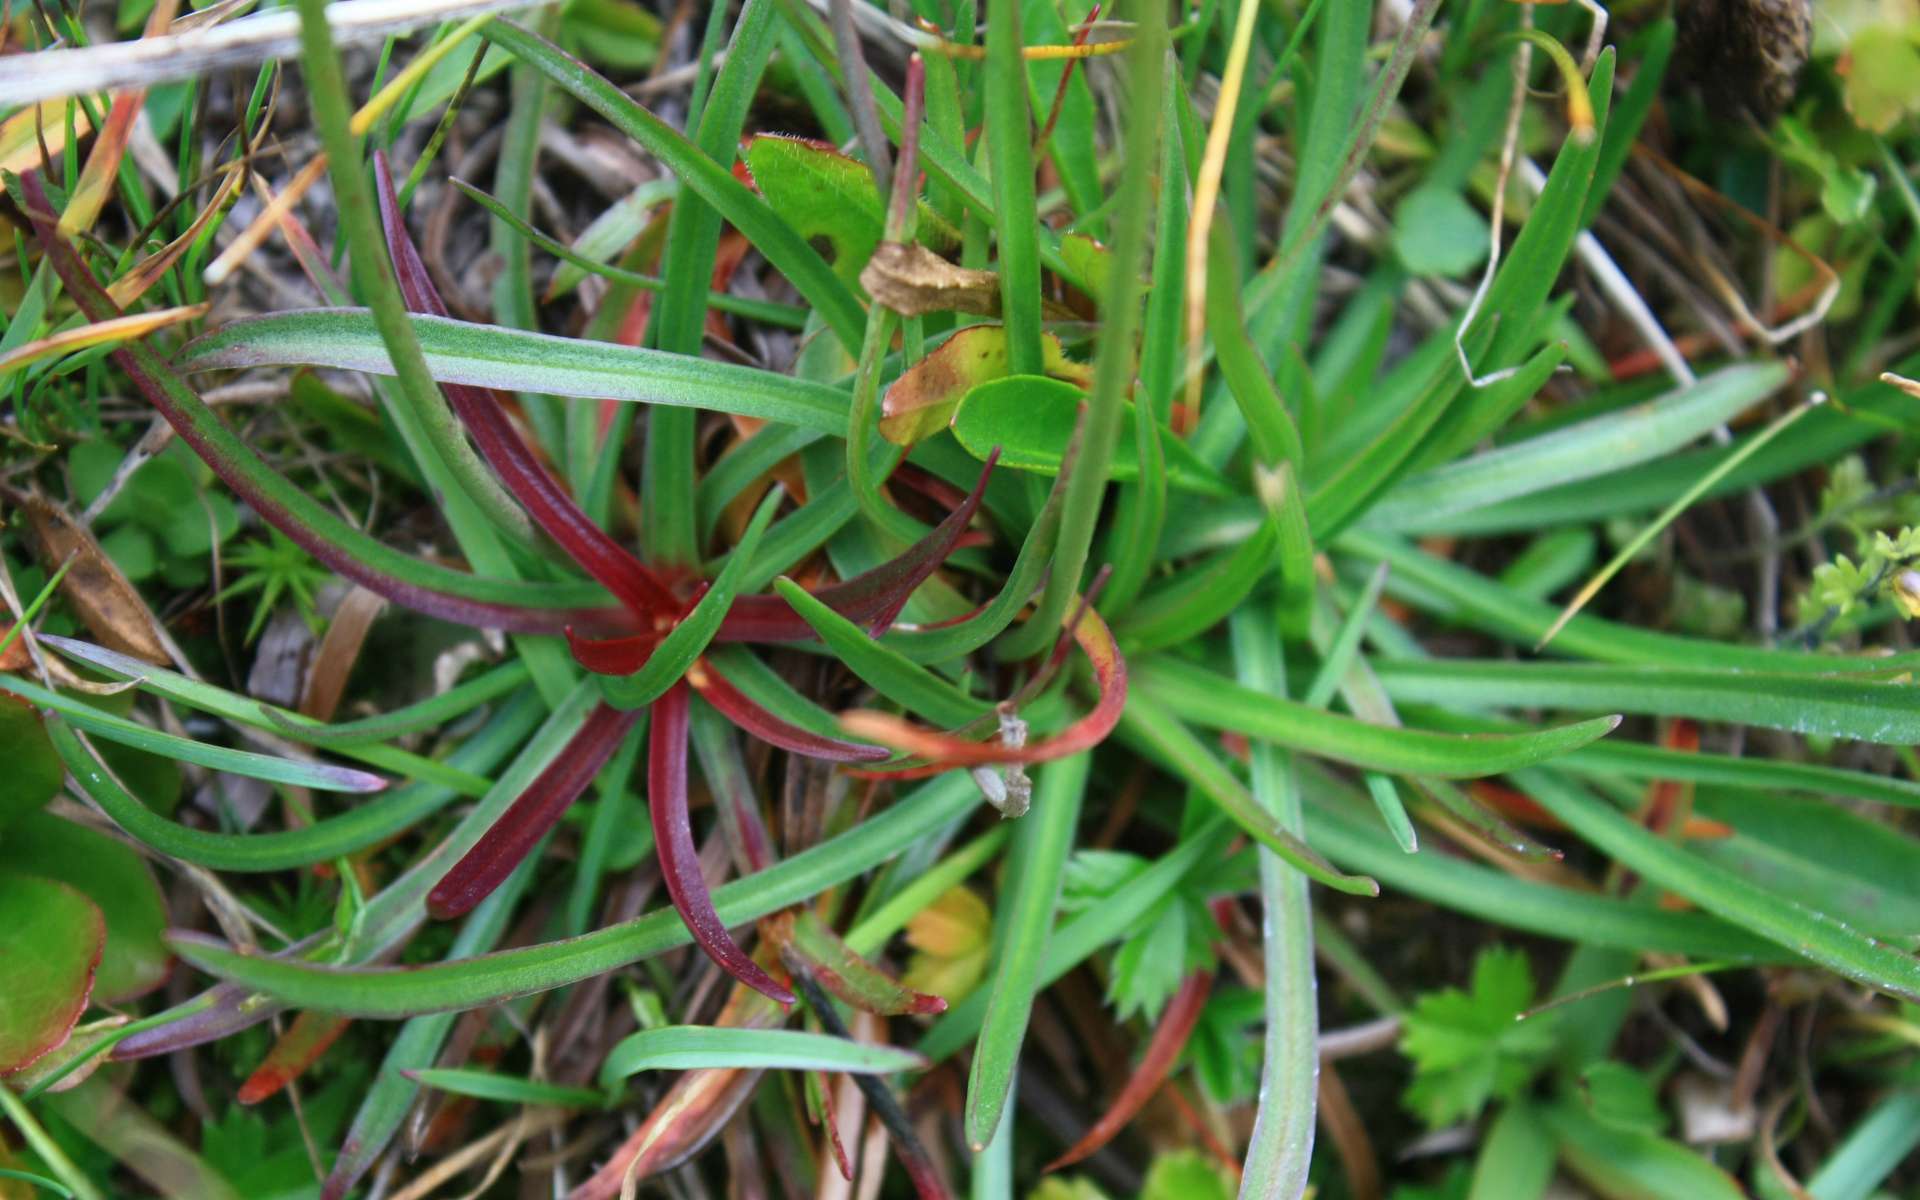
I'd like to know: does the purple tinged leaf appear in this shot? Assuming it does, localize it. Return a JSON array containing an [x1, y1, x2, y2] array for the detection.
[[112, 981, 281, 1061], [692, 659, 889, 763], [373, 152, 676, 620], [651, 682, 795, 1005], [13, 173, 625, 637], [715, 453, 998, 642], [427, 703, 641, 920]]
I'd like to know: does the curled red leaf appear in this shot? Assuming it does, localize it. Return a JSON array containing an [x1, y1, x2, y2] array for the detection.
[[652, 682, 795, 1005], [716, 452, 997, 642], [691, 658, 888, 763], [428, 703, 641, 919], [839, 599, 1126, 766]]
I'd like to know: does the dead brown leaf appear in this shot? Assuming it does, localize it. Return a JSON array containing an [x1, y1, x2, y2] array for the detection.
[[14, 491, 170, 665], [860, 242, 1003, 318]]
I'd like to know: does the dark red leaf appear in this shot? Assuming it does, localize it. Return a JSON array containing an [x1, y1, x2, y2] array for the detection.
[[651, 682, 795, 1004], [691, 658, 889, 763], [428, 703, 641, 919], [373, 153, 676, 620], [566, 628, 661, 675], [716, 453, 997, 642]]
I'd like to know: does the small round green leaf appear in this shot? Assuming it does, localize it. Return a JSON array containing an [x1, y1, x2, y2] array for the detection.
[[0, 874, 105, 1074]]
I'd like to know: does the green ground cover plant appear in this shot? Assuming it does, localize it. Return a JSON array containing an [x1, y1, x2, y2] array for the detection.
[[3, 0, 1920, 1197]]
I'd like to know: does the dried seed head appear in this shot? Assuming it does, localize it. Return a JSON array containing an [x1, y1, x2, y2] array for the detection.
[[1674, 0, 1813, 121]]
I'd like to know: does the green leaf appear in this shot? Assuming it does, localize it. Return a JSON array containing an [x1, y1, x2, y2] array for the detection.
[[597, 1027, 924, 1087], [0, 875, 103, 1073], [0, 695, 62, 829], [1363, 363, 1790, 532], [1544, 1100, 1745, 1200], [179, 309, 851, 435], [1516, 771, 1920, 1002], [167, 773, 980, 1016], [1139, 1150, 1234, 1200], [1578, 1061, 1667, 1136], [1399, 945, 1557, 1126], [1134, 657, 1620, 777], [406, 1068, 608, 1109], [949, 375, 1234, 497], [1372, 658, 1920, 746], [966, 753, 1088, 1150], [1841, 26, 1920, 134], [0, 814, 167, 1004], [1392, 184, 1488, 277]]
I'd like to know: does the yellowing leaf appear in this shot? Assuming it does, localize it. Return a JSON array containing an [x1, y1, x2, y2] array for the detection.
[[0, 303, 208, 378], [1840, 26, 1920, 132], [0, 99, 94, 174], [902, 884, 992, 1002], [878, 326, 1091, 446]]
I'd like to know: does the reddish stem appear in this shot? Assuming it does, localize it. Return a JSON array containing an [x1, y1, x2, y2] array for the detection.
[[374, 152, 677, 620]]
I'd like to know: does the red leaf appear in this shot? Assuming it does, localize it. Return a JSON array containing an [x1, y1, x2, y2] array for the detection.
[[691, 658, 888, 763], [651, 682, 795, 1005], [428, 703, 641, 919], [1043, 970, 1212, 1173], [373, 153, 676, 621], [237, 1011, 351, 1105], [839, 599, 1126, 766], [566, 628, 661, 676], [716, 453, 997, 642]]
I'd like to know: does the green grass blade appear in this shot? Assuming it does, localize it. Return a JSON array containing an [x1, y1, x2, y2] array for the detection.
[[179, 309, 851, 434], [1229, 607, 1318, 1198], [965, 753, 1087, 1150], [166, 774, 979, 1015], [480, 18, 864, 352], [1135, 657, 1621, 777], [3, 673, 384, 793], [599, 1027, 924, 1086], [1372, 658, 1920, 745], [407, 1068, 607, 1109], [1364, 362, 1790, 532], [1517, 771, 1920, 1001], [597, 488, 779, 710], [1116, 689, 1378, 895], [771, 577, 989, 728], [47, 699, 534, 871]]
